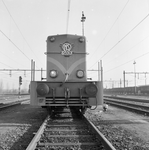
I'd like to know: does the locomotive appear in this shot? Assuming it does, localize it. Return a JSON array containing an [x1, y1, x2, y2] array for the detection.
[[30, 34, 103, 113]]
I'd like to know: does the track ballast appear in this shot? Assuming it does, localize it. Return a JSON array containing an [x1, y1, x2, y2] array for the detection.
[[27, 107, 116, 150]]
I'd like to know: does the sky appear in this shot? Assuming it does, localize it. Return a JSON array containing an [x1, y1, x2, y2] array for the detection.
[[0, 0, 149, 90]]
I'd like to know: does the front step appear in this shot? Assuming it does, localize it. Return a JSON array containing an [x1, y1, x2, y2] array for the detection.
[[45, 98, 88, 106]]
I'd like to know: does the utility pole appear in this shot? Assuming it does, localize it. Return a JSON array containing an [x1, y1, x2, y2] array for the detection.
[[88, 60, 103, 82], [100, 60, 103, 83], [133, 61, 136, 94], [98, 62, 100, 81], [31, 59, 35, 81], [123, 71, 125, 88], [120, 79, 122, 88], [123, 70, 149, 92]]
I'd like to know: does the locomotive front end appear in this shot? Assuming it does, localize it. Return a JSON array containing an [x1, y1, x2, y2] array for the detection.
[[30, 34, 103, 112]]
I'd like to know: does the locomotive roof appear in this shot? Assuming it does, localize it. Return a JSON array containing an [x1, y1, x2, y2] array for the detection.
[[47, 34, 85, 38]]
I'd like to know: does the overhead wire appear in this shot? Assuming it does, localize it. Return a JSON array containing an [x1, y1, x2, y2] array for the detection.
[[0, 50, 28, 68], [0, 71, 31, 85], [88, 0, 130, 67], [0, 61, 13, 68], [1, 0, 44, 68], [89, 12, 149, 70], [100, 13, 149, 60], [0, 30, 30, 61], [104, 51, 149, 73], [104, 34, 149, 66]]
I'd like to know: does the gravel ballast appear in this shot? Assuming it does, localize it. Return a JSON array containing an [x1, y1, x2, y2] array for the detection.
[[1, 102, 149, 150], [0, 103, 48, 150], [85, 105, 149, 150]]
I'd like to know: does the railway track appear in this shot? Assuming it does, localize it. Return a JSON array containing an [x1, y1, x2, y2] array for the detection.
[[104, 96, 149, 115], [0, 99, 29, 109], [26, 107, 116, 150], [104, 95, 149, 103]]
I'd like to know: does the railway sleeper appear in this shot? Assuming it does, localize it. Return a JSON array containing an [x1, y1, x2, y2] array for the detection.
[[37, 142, 99, 146]]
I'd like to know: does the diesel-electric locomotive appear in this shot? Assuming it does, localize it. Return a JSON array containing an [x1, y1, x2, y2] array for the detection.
[[30, 34, 103, 113]]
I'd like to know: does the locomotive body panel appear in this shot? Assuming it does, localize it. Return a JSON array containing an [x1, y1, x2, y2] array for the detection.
[[30, 34, 103, 111], [30, 81, 103, 106], [46, 34, 87, 81]]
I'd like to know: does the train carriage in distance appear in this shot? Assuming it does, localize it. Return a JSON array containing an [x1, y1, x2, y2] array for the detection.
[[30, 34, 103, 113]]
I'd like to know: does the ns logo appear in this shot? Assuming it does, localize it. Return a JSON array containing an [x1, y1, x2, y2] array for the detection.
[[60, 42, 73, 57]]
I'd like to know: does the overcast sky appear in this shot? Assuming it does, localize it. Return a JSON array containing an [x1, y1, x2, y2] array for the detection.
[[0, 0, 149, 89]]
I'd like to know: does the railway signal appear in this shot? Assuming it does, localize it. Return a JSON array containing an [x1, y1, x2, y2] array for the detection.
[[19, 76, 22, 85], [18, 76, 22, 95], [81, 11, 86, 36]]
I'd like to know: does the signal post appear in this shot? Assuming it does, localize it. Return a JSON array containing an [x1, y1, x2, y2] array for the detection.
[[18, 76, 22, 95]]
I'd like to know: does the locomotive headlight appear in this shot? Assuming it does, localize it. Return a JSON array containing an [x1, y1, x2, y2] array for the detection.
[[76, 70, 84, 78], [50, 70, 58, 78], [85, 84, 98, 96]]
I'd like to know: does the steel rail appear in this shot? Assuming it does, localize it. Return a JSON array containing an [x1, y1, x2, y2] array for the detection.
[[82, 113, 116, 150], [104, 95, 149, 103], [104, 97, 149, 110], [26, 109, 116, 150], [0, 99, 29, 109], [104, 98, 149, 114], [26, 116, 49, 150]]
